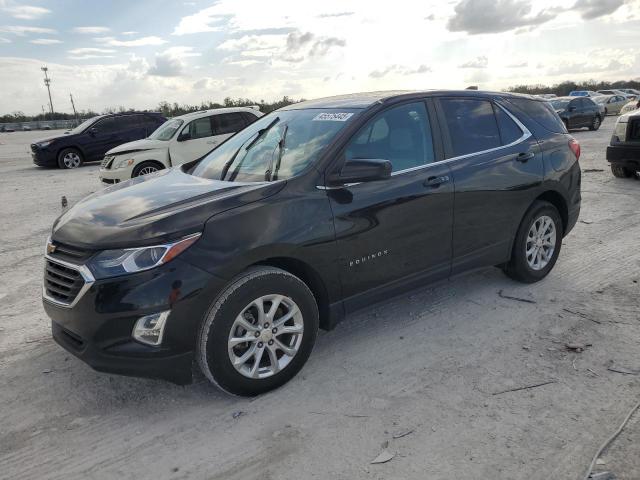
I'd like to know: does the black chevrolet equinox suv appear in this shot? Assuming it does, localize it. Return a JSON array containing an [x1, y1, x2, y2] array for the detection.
[[43, 90, 581, 395]]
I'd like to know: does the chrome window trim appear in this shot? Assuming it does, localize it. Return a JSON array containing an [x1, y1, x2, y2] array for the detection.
[[316, 100, 531, 189], [42, 254, 95, 308]]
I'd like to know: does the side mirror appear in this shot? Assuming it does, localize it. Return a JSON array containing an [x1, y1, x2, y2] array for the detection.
[[88, 127, 98, 135], [177, 131, 191, 142], [330, 158, 392, 185]]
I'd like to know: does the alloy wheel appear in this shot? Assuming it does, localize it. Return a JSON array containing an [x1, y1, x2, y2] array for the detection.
[[63, 152, 81, 168], [227, 294, 304, 379], [137, 166, 158, 176], [526, 215, 556, 270]]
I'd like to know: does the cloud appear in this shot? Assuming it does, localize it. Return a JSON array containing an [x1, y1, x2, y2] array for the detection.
[[425, 14, 436, 20], [97, 35, 168, 47], [0, 25, 57, 35], [369, 64, 431, 78], [68, 54, 116, 60], [4, 5, 50, 20], [447, 0, 558, 34], [546, 58, 631, 76], [459, 56, 488, 68], [72, 26, 110, 34], [68, 47, 116, 55], [571, 0, 625, 19], [317, 12, 354, 18], [122, 31, 138, 35], [285, 31, 314, 52], [309, 37, 346, 56], [147, 47, 199, 77], [506, 61, 528, 68], [0, 37, 10, 43], [29, 38, 62, 45], [172, 6, 230, 35]]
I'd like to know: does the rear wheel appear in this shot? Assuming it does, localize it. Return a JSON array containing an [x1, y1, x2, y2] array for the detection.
[[132, 161, 163, 177], [589, 115, 601, 131], [611, 164, 634, 178], [57, 148, 83, 169], [197, 266, 319, 396], [503, 201, 563, 284]]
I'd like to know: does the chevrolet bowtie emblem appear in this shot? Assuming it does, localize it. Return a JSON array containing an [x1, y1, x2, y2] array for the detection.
[[46, 242, 57, 254]]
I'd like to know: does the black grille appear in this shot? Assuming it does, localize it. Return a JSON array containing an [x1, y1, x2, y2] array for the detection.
[[45, 260, 85, 304], [630, 119, 640, 141], [49, 241, 94, 263]]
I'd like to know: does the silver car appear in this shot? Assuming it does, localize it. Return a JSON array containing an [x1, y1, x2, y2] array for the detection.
[[593, 95, 629, 115]]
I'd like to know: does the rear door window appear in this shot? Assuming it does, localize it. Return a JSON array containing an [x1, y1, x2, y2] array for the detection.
[[214, 113, 247, 135], [439, 98, 501, 157], [241, 112, 259, 125]]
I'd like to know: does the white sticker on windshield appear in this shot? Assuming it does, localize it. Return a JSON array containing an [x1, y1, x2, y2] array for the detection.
[[312, 112, 354, 122]]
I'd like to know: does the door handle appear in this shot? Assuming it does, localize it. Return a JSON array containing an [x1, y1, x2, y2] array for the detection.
[[424, 175, 450, 188], [516, 152, 535, 163]]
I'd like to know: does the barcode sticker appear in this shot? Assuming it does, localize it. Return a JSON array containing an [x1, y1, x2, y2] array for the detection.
[[312, 112, 354, 122]]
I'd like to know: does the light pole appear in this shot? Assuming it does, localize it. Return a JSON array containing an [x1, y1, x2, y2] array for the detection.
[[41, 66, 54, 115]]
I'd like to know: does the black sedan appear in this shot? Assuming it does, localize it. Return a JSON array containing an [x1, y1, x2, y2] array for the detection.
[[549, 96, 602, 131]]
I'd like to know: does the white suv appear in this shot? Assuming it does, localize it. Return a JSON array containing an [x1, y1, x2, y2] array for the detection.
[[99, 107, 263, 184]]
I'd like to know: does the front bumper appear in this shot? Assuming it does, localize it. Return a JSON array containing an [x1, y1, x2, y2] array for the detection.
[[99, 166, 130, 185], [607, 144, 640, 171], [32, 148, 57, 167], [44, 257, 227, 384]]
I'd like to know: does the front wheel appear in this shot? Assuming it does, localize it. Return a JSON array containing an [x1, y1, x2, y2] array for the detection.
[[132, 161, 164, 177], [57, 148, 83, 169], [503, 201, 563, 284], [197, 266, 319, 396], [589, 115, 601, 131]]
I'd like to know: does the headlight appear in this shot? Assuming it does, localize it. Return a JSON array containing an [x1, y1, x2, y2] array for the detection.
[[87, 233, 201, 279], [36, 140, 53, 148], [113, 157, 136, 169]]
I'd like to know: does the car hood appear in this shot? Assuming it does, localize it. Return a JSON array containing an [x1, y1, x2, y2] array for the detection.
[[106, 138, 167, 155], [51, 168, 285, 250], [32, 133, 76, 144]]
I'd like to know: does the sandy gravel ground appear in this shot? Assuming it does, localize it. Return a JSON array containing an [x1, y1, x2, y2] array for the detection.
[[0, 121, 638, 480]]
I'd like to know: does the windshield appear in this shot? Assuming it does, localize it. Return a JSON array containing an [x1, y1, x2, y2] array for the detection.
[[191, 108, 359, 182], [67, 116, 100, 134], [550, 99, 570, 109], [148, 118, 184, 140]]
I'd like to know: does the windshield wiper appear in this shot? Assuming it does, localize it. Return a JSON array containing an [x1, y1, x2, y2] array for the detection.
[[219, 117, 280, 181], [265, 124, 288, 181]]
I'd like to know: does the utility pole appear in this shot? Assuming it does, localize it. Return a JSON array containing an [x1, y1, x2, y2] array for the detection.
[[41, 66, 54, 115], [70, 93, 79, 125]]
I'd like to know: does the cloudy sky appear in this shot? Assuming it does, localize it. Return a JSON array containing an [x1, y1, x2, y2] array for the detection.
[[1, 0, 639, 115]]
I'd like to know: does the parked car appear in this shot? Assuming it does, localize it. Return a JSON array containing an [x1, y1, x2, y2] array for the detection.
[[535, 94, 557, 99], [569, 90, 599, 97], [597, 89, 633, 99], [22, 125, 32, 131], [607, 110, 640, 178], [99, 107, 262, 184], [30, 112, 166, 169], [550, 96, 602, 130], [593, 94, 629, 115], [620, 99, 640, 115], [43, 90, 581, 395]]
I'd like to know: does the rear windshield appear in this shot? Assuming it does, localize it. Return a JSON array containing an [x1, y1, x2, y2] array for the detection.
[[506, 98, 567, 133]]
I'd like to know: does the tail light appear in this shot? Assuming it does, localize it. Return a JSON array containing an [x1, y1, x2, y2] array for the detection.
[[568, 138, 580, 161]]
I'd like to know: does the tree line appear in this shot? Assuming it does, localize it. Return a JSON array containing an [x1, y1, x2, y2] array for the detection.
[[0, 96, 302, 124], [507, 79, 640, 96]]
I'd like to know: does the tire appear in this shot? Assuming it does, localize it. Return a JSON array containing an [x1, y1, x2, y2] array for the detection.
[[197, 266, 319, 396], [589, 115, 601, 131], [132, 161, 164, 178], [503, 201, 563, 284], [611, 164, 634, 178], [57, 148, 83, 169], [562, 119, 569, 131], [604, 108, 608, 115]]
